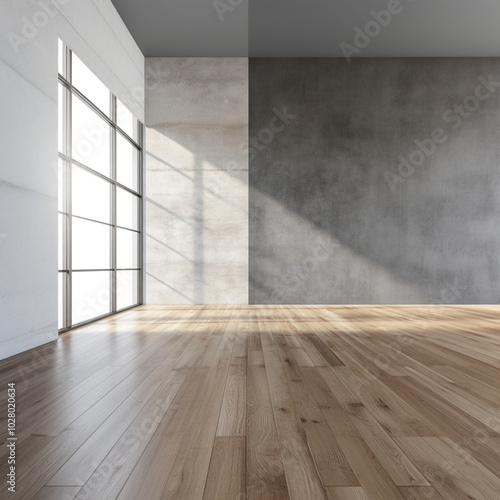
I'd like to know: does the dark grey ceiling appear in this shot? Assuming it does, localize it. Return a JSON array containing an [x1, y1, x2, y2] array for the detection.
[[110, 0, 500, 57]]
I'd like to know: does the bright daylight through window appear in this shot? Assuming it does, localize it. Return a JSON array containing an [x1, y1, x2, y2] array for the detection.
[[58, 39, 143, 331]]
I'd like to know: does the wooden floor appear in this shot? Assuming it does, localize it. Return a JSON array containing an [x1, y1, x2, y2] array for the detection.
[[1, 306, 500, 500]]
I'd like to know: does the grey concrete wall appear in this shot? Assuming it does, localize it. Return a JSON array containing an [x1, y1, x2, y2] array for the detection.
[[0, 0, 144, 359], [145, 58, 248, 304], [249, 58, 500, 304]]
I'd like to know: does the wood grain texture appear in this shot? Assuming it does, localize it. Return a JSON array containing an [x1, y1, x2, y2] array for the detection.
[[0, 304, 499, 499], [326, 486, 370, 500], [203, 436, 245, 500], [36, 486, 81, 500]]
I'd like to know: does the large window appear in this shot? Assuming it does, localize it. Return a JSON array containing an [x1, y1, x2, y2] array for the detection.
[[58, 40, 143, 331]]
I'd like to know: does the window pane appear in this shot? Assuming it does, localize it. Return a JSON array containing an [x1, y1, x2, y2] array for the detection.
[[58, 39, 64, 77], [117, 228, 139, 269], [58, 214, 65, 270], [72, 54, 110, 116], [117, 133, 139, 191], [72, 218, 111, 270], [72, 165, 111, 223], [72, 271, 111, 324], [72, 95, 111, 177], [59, 272, 65, 329], [116, 99, 137, 140], [117, 188, 139, 230], [58, 84, 65, 154], [58, 158, 66, 213], [117, 270, 138, 310]]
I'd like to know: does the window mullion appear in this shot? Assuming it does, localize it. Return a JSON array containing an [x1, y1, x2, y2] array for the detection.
[[138, 122, 144, 305], [111, 94, 117, 313], [65, 44, 73, 330]]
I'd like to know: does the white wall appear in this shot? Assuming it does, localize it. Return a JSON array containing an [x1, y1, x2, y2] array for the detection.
[[0, 0, 144, 359]]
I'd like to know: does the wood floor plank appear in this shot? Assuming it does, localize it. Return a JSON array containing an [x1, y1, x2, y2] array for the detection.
[[319, 365, 425, 438], [423, 437, 500, 500], [395, 437, 487, 500], [202, 436, 245, 500], [305, 334, 345, 367], [299, 366, 341, 408], [347, 405, 430, 486], [380, 374, 498, 439], [296, 334, 330, 367], [405, 366, 500, 432], [36, 486, 81, 500], [336, 436, 404, 500], [398, 486, 444, 500], [217, 322, 247, 437], [303, 420, 360, 486], [432, 365, 500, 406], [325, 486, 370, 500], [246, 325, 289, 499]]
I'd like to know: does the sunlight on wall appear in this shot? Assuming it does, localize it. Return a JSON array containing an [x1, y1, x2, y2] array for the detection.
[[145, 128, 248, 304], [250, 188, 424, 304]]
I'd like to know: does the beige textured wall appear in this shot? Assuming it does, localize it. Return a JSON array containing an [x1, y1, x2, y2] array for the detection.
[[145, 58, 248, 304]]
